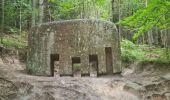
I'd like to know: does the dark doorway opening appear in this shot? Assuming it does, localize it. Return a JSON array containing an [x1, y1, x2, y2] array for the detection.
[[50, 54, 59, 76], [72, 57, 81, 77], [89, 55, 98, 77], [105, 47, 113, 75]]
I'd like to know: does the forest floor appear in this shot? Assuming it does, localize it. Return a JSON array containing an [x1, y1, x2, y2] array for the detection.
[[0, 54, 170, 100]]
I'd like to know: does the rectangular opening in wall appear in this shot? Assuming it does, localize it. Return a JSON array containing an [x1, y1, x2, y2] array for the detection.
[[89, 55, 98, 77], [72, 57, 81, 77], [105, 47, 113, 75], [50, 54, 59, 76]]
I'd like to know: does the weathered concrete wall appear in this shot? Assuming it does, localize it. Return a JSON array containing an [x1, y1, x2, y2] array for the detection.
[[27, 19, 122, 76]]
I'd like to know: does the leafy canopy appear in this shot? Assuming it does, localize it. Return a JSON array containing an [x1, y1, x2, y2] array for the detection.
[[119, 0, 170, 40]]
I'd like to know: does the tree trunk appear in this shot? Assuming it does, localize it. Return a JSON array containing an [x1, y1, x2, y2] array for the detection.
[[118, 0, 122, 40], [145, 0, 153, 45], [31, 0, 36, 27], [112, 0, 119, 22], [43, 0, 50, 22], [38, 0, 44, 24], [161, 29, 166, 47], [167, 28, 170, 48], [112, 0, 121, 40], [145, 0, 148, 7], [165, 28, 170, 60], [1, 0, 5, 43], [19, 3, 22, 34], [147, 30, 154, 45], [80, 0, 86, 19]]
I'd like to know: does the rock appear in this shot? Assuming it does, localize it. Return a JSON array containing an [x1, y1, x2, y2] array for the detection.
[[161, 74, 170, 81], [164, 92, 170, 100], [152, 94, 166, 100], [121, 68, 134, 76], [143, 80, 170, 100], [0, 58, 3, 64], [0, 44, 5, 51], [123, 81, 144, 96]]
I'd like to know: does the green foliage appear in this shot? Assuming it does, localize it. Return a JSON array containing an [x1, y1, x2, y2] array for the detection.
[[73, 63, 81, 72], [119, 0, 170, 40], [2, 0, 31, 33], [53, 0, 80, 20], [48, 0, 112, 20], [0, 33, 27, 49], [121, 39, 170, 63], [1, 0, 112, 32], [6, 27, 18, 34], [120, 0, 145, 19], [121, 39, 145, 61], [48, 0, 55, 2], [121, 39, 137, 49]]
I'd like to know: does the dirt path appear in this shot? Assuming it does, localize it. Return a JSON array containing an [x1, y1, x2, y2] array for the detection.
[[0, 58, 139, 100], [88, 77, 139, 100], [1, 57, 170, 100], [14, 76, 139, 100]]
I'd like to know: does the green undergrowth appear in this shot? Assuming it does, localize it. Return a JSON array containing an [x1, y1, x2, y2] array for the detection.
[[0, 33, 28, 49], [121, 39, 170, 63], [73, 63, 81, 72]]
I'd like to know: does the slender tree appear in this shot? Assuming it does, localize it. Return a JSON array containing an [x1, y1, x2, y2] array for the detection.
[[112, 0, 121, 40], [145, 0, 154, 45], [19, 0, 22, 34], [1, 0, 5, 43], [31, 0, 36, 27], [38, 0, 44, 24], [44, 0, 50, 22]]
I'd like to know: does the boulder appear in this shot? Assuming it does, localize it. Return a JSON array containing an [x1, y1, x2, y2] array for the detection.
[[123, 81, 144, 96], [0, 58, 3, 64], [161, 74, 170, 81]]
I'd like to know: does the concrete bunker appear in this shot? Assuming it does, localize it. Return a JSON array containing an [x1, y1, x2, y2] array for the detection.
[[27, 19, 122, 77]]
